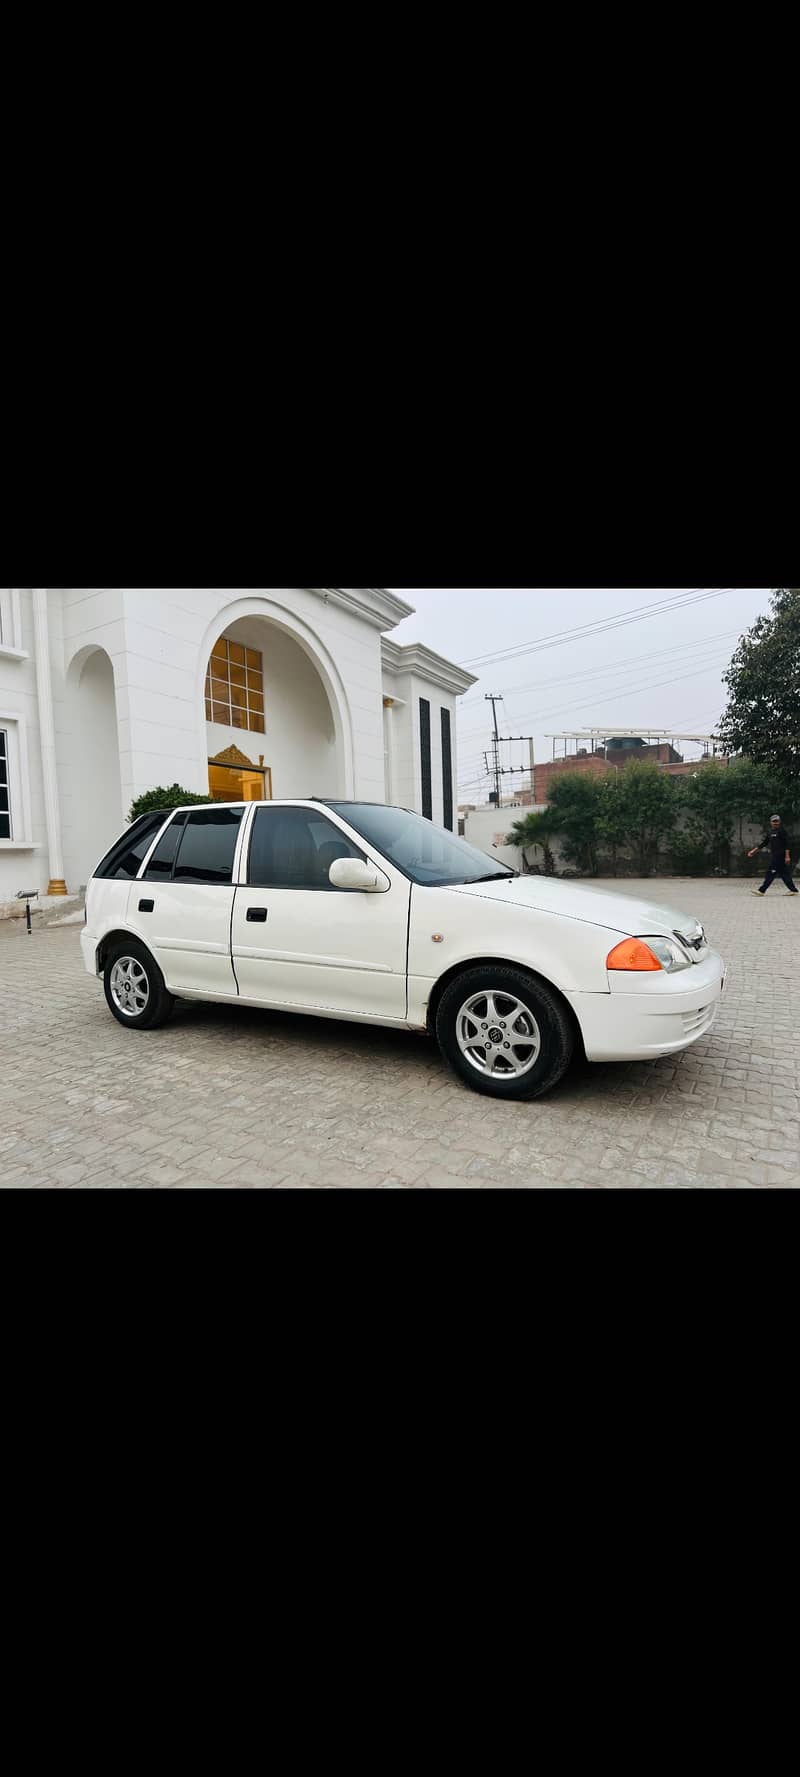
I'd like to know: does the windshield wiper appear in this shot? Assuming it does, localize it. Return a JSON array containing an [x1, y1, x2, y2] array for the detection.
[[466, 872, 515, 884]]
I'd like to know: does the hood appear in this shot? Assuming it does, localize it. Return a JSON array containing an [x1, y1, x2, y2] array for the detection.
[[443, 875, 707, 948]]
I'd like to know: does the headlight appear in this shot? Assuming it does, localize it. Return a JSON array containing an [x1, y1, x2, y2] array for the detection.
[[643, 935, 692, 973], [607, 936, 691, 974]]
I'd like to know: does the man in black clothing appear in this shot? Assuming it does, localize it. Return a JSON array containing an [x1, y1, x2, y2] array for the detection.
[[748, 815, 799, 894]]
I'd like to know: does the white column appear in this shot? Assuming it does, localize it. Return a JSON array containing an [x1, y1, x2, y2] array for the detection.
[[32, 588, 67, 894], [383, 699, 395, 803]]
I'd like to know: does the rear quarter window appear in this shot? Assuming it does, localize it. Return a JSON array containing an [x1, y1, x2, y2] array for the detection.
[[94, 813, 169, 880]]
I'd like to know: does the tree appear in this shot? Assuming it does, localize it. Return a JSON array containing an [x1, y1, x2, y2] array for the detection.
[[667, 759, 791, 876], [719, 588, 800, 787], [613, 762, 679, 876], [546, 773, 602, 874], [505, 811, 557, 875], [129, 784, 208, 824], [596, 774, 629, 876], [717, 758, 793, 847], [681, 762, 737, 873]]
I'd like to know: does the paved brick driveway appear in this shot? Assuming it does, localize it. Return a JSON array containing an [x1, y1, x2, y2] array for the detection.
[[1, 880, 799, 1187]]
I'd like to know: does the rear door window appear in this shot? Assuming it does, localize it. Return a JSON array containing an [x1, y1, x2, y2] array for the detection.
[[173, 808, 244, 884], [143, 813, 188, 879]]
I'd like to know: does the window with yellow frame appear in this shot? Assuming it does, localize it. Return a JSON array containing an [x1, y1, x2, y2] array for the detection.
[[205, 638, 265, 734], [208, 761, 272, 803]]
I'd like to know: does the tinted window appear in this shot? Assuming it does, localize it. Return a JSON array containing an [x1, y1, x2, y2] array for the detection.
[[326, 802, 516, 888], [95, 812, 169, 880], [173, 807, 244, 884], [441, 709, 453, 832], [420, 698, 432, 820], [143, 812, 188, 880], [249, 807, 363, 889], [0, 730, 9, 840]]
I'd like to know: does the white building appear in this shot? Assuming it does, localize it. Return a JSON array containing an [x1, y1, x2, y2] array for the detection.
[[0, 589, 476, 905]]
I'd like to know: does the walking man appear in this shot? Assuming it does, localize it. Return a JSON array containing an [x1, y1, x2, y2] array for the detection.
[[748, 815, 799, 895]]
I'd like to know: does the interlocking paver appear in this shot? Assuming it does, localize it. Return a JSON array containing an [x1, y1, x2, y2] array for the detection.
[[2, 879, 800, 1188]]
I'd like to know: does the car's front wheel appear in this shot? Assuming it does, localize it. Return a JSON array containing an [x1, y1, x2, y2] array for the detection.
[[436, 966, 575, 1100], [104, 940, 175, 1031]]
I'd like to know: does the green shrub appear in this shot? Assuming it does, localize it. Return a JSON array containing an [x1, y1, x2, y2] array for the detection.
[[505, 811, 557, 875], [129, 784, 208, 824], [668, 837, 710, 876], [547, 773, 602, 874]]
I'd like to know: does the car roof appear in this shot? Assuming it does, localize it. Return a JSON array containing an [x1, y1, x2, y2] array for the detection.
[[156, 799, 410, 813], [156, 799, 335, 812]]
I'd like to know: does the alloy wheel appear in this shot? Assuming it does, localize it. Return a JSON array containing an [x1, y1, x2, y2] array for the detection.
[[110, 956, 151, 1019], [456, 990, 542, 1080]]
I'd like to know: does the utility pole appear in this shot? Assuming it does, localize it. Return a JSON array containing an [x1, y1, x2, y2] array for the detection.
[[496, 734, 537, 803], [485, 694, 502, 807]]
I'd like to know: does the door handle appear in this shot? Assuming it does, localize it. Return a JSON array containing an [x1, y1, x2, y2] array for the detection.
[[139, 899, 155, 913], [246, 907, 268, 923]]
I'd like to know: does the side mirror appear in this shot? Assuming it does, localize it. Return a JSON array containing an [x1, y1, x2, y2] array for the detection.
[[329, 858, 389, 894]]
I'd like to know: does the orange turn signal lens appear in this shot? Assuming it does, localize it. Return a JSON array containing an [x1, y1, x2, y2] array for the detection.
[[607, 938, 663, 971]]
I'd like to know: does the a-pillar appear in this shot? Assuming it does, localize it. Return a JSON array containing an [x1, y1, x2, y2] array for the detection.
[[32, 589, 67, 895]]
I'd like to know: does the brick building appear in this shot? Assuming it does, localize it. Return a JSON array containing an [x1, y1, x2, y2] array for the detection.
[[504, 734, 726, 807]]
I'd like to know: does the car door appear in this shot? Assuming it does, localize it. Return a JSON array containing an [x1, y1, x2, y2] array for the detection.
[[125, 806, 245, 997], [231, 804, 409, 1019], [88, 809, 176, 941]]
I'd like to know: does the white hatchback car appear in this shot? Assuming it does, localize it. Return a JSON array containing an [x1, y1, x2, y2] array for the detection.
[[82, 799, 726, 1100]]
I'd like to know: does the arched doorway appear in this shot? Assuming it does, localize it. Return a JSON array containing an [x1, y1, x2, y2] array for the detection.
[[197, 599, 354, 802], [208, 743, 272, 804], [61, 646, 124, 889]]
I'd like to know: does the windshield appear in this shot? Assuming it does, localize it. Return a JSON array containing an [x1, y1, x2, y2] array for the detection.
[[327, 803, 516, 888]]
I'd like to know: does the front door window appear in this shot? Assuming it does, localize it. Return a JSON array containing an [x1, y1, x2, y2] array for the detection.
[[248, 806, 364, 889]]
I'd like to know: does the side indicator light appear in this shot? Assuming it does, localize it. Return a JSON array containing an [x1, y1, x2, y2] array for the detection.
[[607, 938, 663, 971]]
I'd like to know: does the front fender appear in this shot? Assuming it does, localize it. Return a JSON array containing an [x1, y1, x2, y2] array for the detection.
[[407, 889, 620, 1025]]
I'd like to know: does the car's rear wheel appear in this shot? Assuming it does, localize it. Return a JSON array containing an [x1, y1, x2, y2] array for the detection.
[[104, 940, 175, 1031], [436, 966, 574, 1100]]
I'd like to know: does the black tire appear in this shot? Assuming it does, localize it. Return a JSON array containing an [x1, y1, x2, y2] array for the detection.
[[103, 939, 176, 1032], [435, 965, 575, 1100]]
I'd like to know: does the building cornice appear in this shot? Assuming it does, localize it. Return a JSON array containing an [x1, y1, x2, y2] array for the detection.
[[382, 638, 478, 697], [311, 587, 415, 632]]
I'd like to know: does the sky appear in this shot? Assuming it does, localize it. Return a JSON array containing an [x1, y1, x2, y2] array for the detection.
[[388, 588, 771, 804]]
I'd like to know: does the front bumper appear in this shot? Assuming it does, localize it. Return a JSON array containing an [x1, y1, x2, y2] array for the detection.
[[565, 949, 726, 1063]]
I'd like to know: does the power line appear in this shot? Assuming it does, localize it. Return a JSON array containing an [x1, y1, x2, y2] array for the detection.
[[521, 658, 735, 731], [456, 642, 736, 745], [456, 643, 733, 759], [455, 655, 734, 786], [458, 589, 734, 671], [458, 589, 730, 668], [456, 626, 741, 716]]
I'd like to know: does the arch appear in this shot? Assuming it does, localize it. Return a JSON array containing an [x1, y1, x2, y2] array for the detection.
[[61, 644, 124, 889], [195, 594, 355, 799]]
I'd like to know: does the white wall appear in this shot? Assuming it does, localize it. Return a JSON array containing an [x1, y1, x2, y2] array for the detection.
[[108, 590, 387, 807], [59, 589, 130, 809], [463, 806, 526, 872], [383, 672, 416, 810], [61, 649, 124, 889], [381, 668, 461, 826], [0, 589, 48, 900]]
